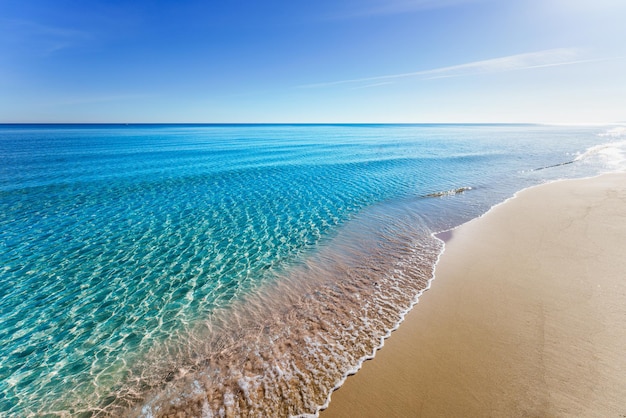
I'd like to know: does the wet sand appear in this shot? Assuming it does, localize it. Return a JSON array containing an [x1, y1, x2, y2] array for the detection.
[[321, 173, 626, 418]]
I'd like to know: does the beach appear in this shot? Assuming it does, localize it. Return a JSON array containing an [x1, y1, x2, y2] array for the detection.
[[3, 124, 625, 415], [321, 173, 626, 417]]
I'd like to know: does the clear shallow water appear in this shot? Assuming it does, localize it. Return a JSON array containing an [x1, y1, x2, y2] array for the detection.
[[1, 124, 625, 416]]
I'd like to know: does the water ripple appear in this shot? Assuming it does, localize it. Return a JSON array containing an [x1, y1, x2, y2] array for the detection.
[[0, 124, 622, 416]]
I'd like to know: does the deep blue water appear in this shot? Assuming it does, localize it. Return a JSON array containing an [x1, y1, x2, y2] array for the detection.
[[1, 124, 624, 416]]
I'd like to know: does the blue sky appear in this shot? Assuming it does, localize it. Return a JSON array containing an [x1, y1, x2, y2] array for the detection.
[[1, 0, 625, 123]]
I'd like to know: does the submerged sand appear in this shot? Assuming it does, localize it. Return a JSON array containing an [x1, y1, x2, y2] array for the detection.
[[321, 173, 626, 418]]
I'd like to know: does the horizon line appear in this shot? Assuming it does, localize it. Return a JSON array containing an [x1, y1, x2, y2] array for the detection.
[[1, 122, 623, 126]]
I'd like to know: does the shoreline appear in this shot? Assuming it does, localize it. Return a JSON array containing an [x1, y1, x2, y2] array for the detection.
[[320, 172, 626, 417]]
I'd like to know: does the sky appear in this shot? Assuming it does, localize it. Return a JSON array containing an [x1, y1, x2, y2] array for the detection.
[[1, 0, 625, 123]]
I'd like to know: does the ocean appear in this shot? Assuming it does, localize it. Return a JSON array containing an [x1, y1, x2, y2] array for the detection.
[[1, 124, 625, 417]]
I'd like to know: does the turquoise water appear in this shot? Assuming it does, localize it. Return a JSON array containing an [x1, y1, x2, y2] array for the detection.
[[1, 124, 625, 416]]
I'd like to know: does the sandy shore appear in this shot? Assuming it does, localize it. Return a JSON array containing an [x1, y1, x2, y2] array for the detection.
[[321, 173, 626, 418]]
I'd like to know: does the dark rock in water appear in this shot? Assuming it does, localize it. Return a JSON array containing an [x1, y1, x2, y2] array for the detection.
[[425, 187, 472, 198]]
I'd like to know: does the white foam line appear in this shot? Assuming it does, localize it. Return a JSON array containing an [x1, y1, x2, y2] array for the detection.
[[445, 149, 626, 250], [297, 166, 626, 418], [433, 170, 623, 241], [292, 235, 445, 417]]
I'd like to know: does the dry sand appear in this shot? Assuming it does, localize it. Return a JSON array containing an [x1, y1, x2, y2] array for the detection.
[[321, 173, 626, 418]]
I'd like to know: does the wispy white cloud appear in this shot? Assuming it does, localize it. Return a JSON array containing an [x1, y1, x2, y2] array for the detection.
[[298, 48, 610, 88], [351, 81, 395, 89]]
